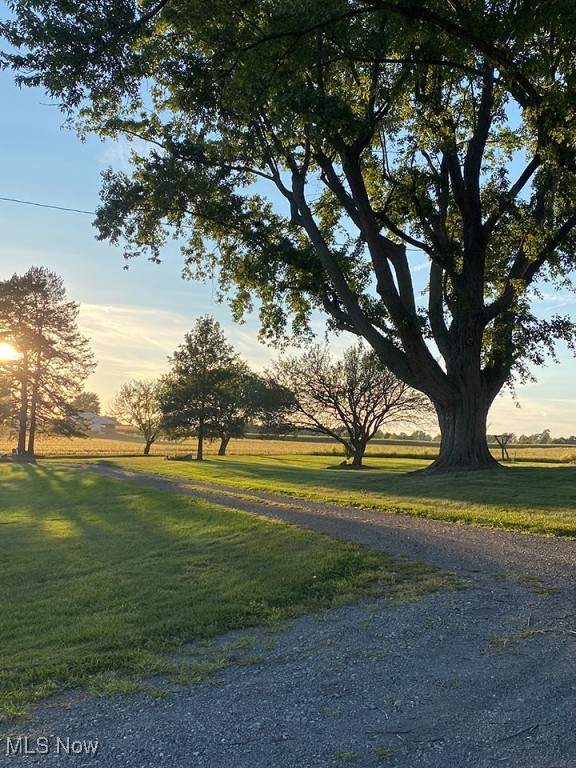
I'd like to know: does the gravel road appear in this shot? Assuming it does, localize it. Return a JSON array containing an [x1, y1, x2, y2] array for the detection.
[[2, 465, 574, 768]]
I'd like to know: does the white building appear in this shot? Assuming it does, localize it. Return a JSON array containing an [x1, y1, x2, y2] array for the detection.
[[80, 412, 118, 433]]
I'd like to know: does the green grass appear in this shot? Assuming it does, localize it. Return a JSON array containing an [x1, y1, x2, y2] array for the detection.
[[82, 454, 576, 537], [0, 463, 447, 720]]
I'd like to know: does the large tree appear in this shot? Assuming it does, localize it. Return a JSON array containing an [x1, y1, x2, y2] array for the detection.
[[0, 267, 96, 456], [3, 1, 576, 471], [272, 344, 431, 466], [159, 316, 250, 460], [110, 378, 163, 455]]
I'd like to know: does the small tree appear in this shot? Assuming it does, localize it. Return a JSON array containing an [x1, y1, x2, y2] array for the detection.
[[71, 390, 101, 415], [0, 267, 96, 456], [245, 375, 298, 439], [212, 372, 298, 453], [110, 379, 163, 455], [272, 344, 431, 466], [538, 429, 552, 445], [159, 317, 249, 460], [208, 367, 253, 456]]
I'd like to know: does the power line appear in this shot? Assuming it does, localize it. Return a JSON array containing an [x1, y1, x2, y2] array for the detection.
[[0, 194, 427, 253], [0, 196, 95, 216]]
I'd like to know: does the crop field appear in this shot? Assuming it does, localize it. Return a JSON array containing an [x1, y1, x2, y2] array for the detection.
[[2, 430, 575, 463], [0, 432, 338, 458]]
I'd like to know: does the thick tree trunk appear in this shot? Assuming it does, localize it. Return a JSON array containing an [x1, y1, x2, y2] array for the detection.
[[196, 420, 204, 461], [350, 441, 366, 467], [17, 381, 27, 455], [425, 393, 501, 473], [218, 435, 230, 456], [16, 352, 28, 454], [26, 364, 41, 457], [143, 439, 153, 455]]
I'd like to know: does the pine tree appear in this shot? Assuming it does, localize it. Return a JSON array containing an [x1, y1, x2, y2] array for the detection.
[[0, 266, 96, 456]]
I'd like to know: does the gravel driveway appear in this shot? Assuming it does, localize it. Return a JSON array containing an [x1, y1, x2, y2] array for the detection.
[[2, 465, 574, 768]]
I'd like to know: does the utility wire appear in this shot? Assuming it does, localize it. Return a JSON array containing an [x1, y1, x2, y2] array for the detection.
[[0, 194, 427, 254], [0, 196, 95, 216]]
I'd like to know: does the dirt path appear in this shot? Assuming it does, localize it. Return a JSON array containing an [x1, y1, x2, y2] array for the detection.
[[2, 464, 574, 768]]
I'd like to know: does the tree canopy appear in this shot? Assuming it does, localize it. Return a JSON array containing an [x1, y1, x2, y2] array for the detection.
[[71, 390, 101, 415], [110, 378, 163, 454], [272, 344, 431, 466], [159, 316, 250, 459], [3, 1, 576, 470], [0, 266, 96, 456]]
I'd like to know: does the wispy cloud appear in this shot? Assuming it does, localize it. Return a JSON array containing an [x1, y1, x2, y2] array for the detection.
[[489, 390, 576, 436], [78, 303, 276, 404]]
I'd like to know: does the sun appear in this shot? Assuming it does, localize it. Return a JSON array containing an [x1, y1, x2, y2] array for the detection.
[[0, 342, 21, 361]]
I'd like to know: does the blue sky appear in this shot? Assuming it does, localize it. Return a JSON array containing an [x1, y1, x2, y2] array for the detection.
[[1, 70, 576, 436]]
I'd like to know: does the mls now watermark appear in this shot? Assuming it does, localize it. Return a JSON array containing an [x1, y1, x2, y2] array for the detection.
[[4, 736, 100, 756]]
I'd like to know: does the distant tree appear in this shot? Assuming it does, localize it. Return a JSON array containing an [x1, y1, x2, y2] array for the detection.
[[210, 372, 297, 453], [271, 344, 432, 467], [110, 379, 163, 455], [0, 267, 96, 456], [409, 430, 433, 442], [159, 317, 249, 460], [71, 390, 101, 415], [245, 375, 298, 439], [210, 368, 253, 456], [538, 429, 551, 445]]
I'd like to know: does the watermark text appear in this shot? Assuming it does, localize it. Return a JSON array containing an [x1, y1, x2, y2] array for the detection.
[[4, 736, 100, 757]]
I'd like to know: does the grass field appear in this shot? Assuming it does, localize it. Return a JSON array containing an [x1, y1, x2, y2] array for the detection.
[[86, 454, 576, 538], [0, 463, 448, 720]]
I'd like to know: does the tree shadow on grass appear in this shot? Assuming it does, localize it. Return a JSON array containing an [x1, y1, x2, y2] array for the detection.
[[176, 456, 576, 513]]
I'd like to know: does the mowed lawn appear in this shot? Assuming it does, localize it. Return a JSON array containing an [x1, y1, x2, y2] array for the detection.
[[0, 463, 447, 720], [90, 454, 576, 538]]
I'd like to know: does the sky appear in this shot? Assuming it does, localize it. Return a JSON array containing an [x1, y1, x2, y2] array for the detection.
[[1, 70, 576, 436]]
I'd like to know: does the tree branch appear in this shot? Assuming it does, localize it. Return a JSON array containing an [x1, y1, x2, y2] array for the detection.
[[355, 0, 541, 108], [428, 261, 451, 361], [121, 0, 172, 39], [483, 155, 541, 237]]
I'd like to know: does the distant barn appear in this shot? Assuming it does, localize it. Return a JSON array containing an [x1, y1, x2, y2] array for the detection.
[[80, 412, 118, 433]]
